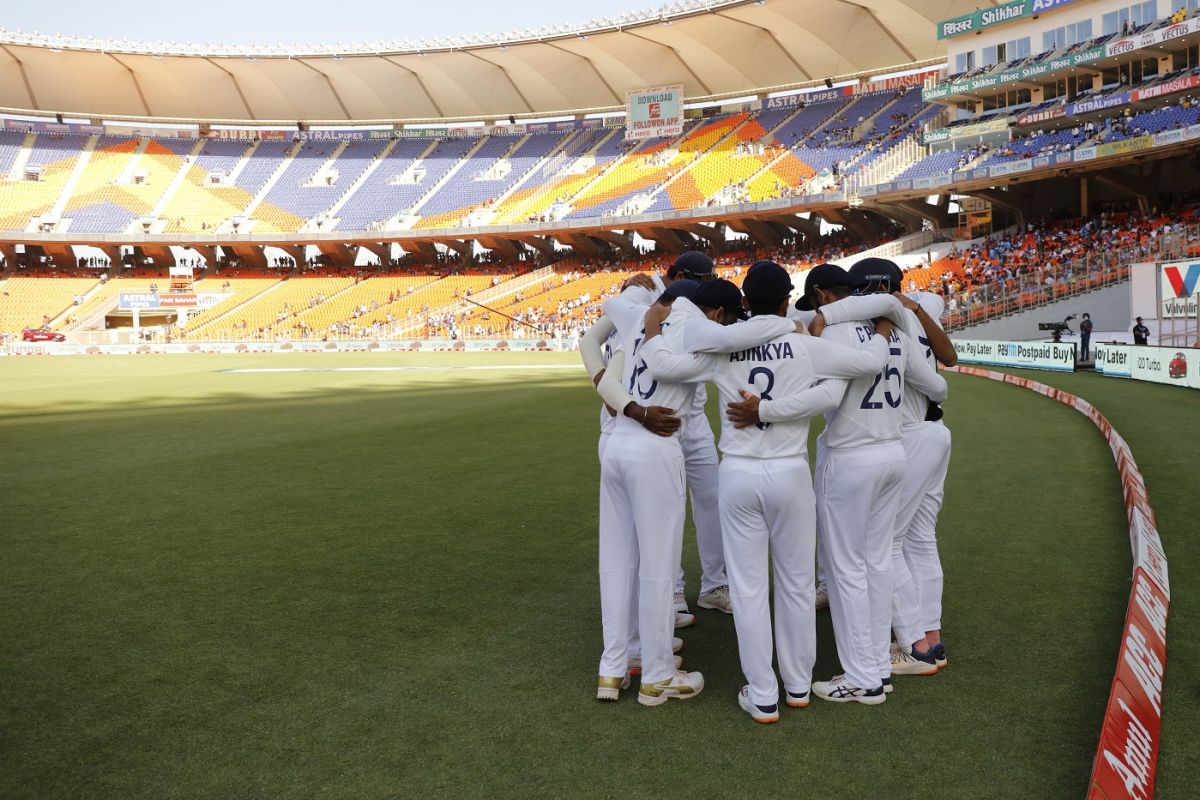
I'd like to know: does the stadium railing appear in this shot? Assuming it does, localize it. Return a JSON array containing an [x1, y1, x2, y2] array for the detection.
[[941, 225, 1200, 331]]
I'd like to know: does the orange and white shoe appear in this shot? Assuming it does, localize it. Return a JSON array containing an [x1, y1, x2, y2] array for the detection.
[[738, 686, 780, 724], [785, 689, 810, 708], [890, 643, 938, 676], [674, 611, 696, 629]]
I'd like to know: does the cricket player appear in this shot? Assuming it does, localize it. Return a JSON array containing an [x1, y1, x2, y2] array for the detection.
[[829, 260, 949, 681], [817, 259, 956, 672], [589, 279, 710, 705], [666, 252, 731, 619], [638, 265, 899, 721], [579, 281, 686, 696], [787, 263, 906, 705]]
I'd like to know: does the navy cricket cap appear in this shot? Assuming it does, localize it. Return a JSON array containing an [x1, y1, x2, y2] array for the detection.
[[796, 263, 856, 311], [849, 257, 903, 295], [659, 278, 700, 304], [668, 251, 717, 281], [693, 278, 748, 321], [743, 260, 794, 309]]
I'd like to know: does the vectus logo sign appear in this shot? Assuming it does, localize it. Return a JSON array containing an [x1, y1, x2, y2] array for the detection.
[[1164, 263, 1200, 297], [1109, 38, 1136, 56]]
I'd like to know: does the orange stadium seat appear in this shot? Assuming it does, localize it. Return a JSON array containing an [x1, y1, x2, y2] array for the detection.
[[0, 276, 100, 333]]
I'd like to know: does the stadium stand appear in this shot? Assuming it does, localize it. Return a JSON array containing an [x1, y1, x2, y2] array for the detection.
[[0, 274, 98, 332], [184, 275, 356, 339], [253, 139, 392, 233], [3, 70, 1193, 236]]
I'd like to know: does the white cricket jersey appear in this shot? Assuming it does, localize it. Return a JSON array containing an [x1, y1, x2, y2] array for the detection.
[[686, 383, 713, 444], [818, 319, 904, 450], [599, 327, 621, 435], [715, 328, 821, 459], [638, 310, 894, 458], [604, 288, 698, 441], [897, 307, 949, 429]]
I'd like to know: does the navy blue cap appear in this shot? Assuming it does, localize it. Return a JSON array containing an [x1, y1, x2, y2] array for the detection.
[[668, 251, 717, 281], [693, 278, 747, 321], [796, 263, 856, 311], [743, 260, 794, 310], [659, 278, 700, 304], [849, 258, 903, 294]]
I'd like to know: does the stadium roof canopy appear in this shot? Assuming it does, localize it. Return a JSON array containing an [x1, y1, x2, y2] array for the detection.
[[0, 0, 973, 125]]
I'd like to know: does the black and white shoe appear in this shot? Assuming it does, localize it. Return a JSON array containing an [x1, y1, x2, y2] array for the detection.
[[812, 675, 886, 705], [933, 642, 948, 670]]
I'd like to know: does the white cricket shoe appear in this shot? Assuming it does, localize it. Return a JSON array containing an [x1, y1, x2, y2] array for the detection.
[[638, 670, 705, 706], [697, 585, 733, 614], [882, 677, 893, 695], [674, 611, 696, 629], [673, 636, 684, 654], [890, 643, 938, 676], [596, 674, 630, 701], [627, 655, 683, 675], [738, 686, 780, 724], [785, 689, 810, 708], [812, 675, 886, 705], [673, 591, 689, 614], [815, 583, 829, 611]]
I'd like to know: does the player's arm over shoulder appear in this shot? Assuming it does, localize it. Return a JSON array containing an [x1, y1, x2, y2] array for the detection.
[[579, 315, 616, 379], [684, 314, 794, 353], [642, 329, 716, 383], [902, 330, 948, 402], [804, 325, 890, 379]]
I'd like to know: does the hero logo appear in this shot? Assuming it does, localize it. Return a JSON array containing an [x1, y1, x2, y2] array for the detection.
[[1109, 39, 1136, 56], [1102, 697, 1154, 800], [1163, 263, 1200, 297], [942, 18, 973, 36]]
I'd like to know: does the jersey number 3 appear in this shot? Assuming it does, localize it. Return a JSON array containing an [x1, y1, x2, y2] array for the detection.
[[748, 367, 774, 430]]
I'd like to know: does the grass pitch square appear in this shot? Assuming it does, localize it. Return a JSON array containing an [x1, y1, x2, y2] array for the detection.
[[0, 353, 1192, 799]]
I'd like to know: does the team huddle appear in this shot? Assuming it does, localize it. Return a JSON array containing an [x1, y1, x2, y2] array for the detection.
[[579, 251, 957, 722]]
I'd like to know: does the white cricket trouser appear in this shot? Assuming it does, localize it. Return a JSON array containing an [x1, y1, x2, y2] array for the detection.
[[675, 424, 727, 596], [896, 422, 951, 634], [719, 455, 816, 706], [816, 442, 905, 690], [598, 433, 639, 662], [598, 432, 686, 683]]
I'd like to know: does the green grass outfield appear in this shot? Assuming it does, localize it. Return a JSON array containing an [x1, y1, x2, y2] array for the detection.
[[0, 353, 1192, 799]]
